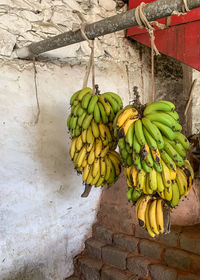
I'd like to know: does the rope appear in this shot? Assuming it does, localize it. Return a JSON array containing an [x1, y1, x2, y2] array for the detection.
[[73, 10, 95, 94], [135, 2, 165, 102], [172, 0, 190, 16]]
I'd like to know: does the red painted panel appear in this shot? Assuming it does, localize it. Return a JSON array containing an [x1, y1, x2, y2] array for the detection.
[[130, 21, 200, 71], [127, 0, 200, 71]]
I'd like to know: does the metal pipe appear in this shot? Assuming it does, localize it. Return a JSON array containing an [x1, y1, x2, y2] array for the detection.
[[15, 0, 200, 58]]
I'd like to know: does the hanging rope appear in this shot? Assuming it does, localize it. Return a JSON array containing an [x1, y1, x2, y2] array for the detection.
[[135, 2, 165, 102], [73, 10, 95, 94], [135, 0, 190, 102]]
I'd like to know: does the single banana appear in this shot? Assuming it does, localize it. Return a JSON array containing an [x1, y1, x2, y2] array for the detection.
[[164, 184, 173, 201], [98, 102, 109, 124], [70, 90, 81, 106], [170, 181, 180, 208], [130, 165, 138, 187], [104, 91, 123, 109], [143, 127, 157, 151], [94, 103, 101, 124], [160, 149, 176, 170], [146, 174, 153, 194], [86, 165, 93, 185], [176, 167, 188, 195], [88, 95, 98, 114], [131, 189, 142, 204], [103, 93, 119, 113], [142, 117, 164, 149], [125, 122, 135, 147], [137, 195, 152, 227], [87, 126, 94, 144], [156, 171, 165, 192], [82, 114, 93, 130], [126, 188, 133, 201], [149, 199, 160, 235], [145, 201, 156, 238], [153, 161, 163, 173], [149, 168, 157, 191], [95, 175, 105, 187], [101, 145, 110, 157], [92, 158, 100, 177], [136, 169, 146, 191], [92, 169, 101, 186], [81, 92, 92, 109], [183, 160, 194, 179], [100, 157, 106, 176], [108, 152, 121, 177], [70, 137, 77, 160], [133, 134, 141, 153], [174, 132, 190, 150], [135, 119, 146, 146], [156, 199, 164, 233], [163, 138, 184, 167], [76, 146, 87, 168], [147, 112, 182, 131], [91, 119, 100, 138], [169, 169, 177, 180], [105, 156, 112, 181], [152, 121, 175, 141], [117, 107, 138, 127], [83, 164, 91, 182], [119, 117, 137, 137], [77, 111, 87, 127], [143, 101, 172, 116], [142, 160, 152, 173], [98, 94, 111, 116], [161, 159, 171, 188], [78, 87, 93, 101], [95, 138, 103, 158], [132, 151, 142, 171], [88, 145, 95, 165], [81, 129, 87, 143]]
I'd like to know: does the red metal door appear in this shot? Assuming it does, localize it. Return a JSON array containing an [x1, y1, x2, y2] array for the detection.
[[127, 0, 200, 71]]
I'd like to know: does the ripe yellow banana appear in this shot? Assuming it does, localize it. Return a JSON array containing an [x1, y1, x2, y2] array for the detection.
[[83, 165, 91, 182], [136, 169, 146, 191], [149, 199, 160, 235], [95, 138, 103, 158], [137, 195, 152, 227], [105, 156, 112, 181], [76, 146, 87, 168], [101, 145, 109, 157], [119, 117, 138, 137], [117, 107, 138, 127], [176, 168, 187, 195], [99, 122, 107, 140], [70, 137, 77, 159], [130, 165, 138, 187], [164, 184, 173, 201], [81, 129, 87, 143], [100, 157, 106, 176], [145, 201, 156, 238], [151, 148, 161, 164], [88, 145, 95, 165], [91, 119, 100, 138], [92, 158, 100, 177], [86, 165, 93, 185], [76, 135, 83, 152], [169, 168, 177, 180], [92, 169, 101, 185], [108, 152, 121, 177], [149, 168, 157, 191], [156, 199, 164, 233], [87, 139, 94, 152], [87, 126, 94, 144], [82, 158, 87, 168], [161, 159, 171, 188]]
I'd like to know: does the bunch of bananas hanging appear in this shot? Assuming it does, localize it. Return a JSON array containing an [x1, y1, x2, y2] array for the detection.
[[68, 87, 123, 187], [134, 196, 171, 238], [114, 100, 194, 237]]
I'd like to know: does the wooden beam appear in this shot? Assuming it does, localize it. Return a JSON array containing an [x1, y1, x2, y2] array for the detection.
[[15, 0, 200, 58]]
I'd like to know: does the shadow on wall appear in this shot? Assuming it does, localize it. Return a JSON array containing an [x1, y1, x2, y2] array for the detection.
[[30, 101, 82, 198], [2, 264, 45, 280]]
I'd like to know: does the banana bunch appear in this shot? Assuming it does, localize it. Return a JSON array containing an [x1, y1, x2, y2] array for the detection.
[[125, 159, 194, 208], [67, 87, 123, 137], [68, 87, 123, 188], [116, 100, 194, 237], [135, 195, 170, 238]]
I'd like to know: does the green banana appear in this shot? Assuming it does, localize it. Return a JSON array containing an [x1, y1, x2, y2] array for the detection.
[[135, 119, 146, 146], [142, 160, 152, 173], [159, 100, 175, 110], [133, 134, 141, 153], [104, 92, 123, 109], [152, 121, 175, 140], [125, 122, 134, 147], [88, 95, 98, 114], [143, 127, 157, 150], [103, 93, 119, 113], [81, 92, 92, 109], [118, 137, 126, 150], [78, 87, 93, 101], [70, 115, 78, 129], [142, 117, 164, 149], [170, 181, 180, 208], [166, 139, 186, 158], [132, 151, 142, 170], [75, 126, 81, 137], [120, 148, 128, 161], [67, 114, 72, 129], [73, 103, 81, 116], [146, 112, 182, 131], [109, 106, 115, 122], [98, 102, 109, 124], [126, 188, 133, 201], [131, 189, 142, 204], [70, 90, 81, 106], [126, 154, 133, 166], [145, 149, 154, 167], [154, 161, 163, 173], [94, 103, 101, 124], [174, 132, 190, 150], [163, 138, 184, 167], [107, 163, 116, 185], [98, 94, 111, 116], [78, 111, 87, 127], [166, 110, 179, 121], [143, 101, 172, 116], [82, 114, 93, 130], [160, 150, 176, 170]]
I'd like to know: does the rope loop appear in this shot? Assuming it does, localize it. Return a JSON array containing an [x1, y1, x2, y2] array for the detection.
[[73, 10, 95, 93]]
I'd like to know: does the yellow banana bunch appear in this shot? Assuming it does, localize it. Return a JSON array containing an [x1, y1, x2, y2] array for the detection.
[[68, 88, 124, 190]]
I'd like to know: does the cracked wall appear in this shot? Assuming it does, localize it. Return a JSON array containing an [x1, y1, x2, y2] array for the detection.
[[0, 1, 151, 280]]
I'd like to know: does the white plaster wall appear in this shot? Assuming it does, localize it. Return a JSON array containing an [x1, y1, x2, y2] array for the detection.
[[192, 69, 200, 133], [0, 1, 149, 279]]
